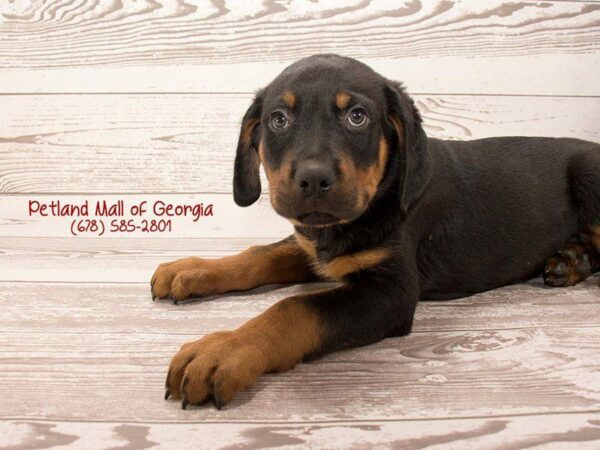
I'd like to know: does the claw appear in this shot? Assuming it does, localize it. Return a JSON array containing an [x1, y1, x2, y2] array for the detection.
[[165, 368, 172, 388], [173, 298, 179, 305], [214, 399, 223, 410], [182, 398, 189, 410], [164, 389, 170, 400]]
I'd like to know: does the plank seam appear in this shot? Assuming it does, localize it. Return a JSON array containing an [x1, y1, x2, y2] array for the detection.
[[2, 409, 599, 425], [2, 325, 599, 335], [1, 92, 600, 98]]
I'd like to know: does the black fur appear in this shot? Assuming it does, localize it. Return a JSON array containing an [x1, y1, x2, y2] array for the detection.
[[233, 92, 263, 207], [233, 54, 600, 355]]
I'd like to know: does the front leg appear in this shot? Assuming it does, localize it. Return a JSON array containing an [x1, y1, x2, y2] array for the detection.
[[165, 267, 419, 409], [151, 236, 316, 303]]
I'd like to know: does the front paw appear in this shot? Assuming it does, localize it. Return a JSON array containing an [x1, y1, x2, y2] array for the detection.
[[165, 331, 267, 409], [150, 257, 219, 303]]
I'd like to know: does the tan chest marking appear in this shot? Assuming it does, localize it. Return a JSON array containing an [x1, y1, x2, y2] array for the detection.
[[295, 233, 390, 280], [294, 232, 318, 259], [319, 247, 391, 279]]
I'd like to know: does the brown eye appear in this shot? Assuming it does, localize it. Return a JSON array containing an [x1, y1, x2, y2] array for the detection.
[[347, 108, 367, 127], [270, 111, 289, 130]]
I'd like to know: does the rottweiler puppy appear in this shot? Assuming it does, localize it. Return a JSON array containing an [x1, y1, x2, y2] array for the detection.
[[152, 54, 600, 410]]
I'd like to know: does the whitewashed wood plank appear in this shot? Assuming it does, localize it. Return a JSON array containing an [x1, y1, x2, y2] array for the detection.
[[1, 235, 600, 287], [0, 323, 598, 421], [0, 280, 599, 422], [2, 54, 600, 95], [0, 277, 598, 333], [0, 236, 281, 282], [0, 94, 598, 194], [0, 194, 291, 239], [1, 414, 600, 450], [0, 0, 599, 94]]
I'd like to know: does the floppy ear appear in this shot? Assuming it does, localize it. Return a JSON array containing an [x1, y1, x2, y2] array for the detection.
[[233, 92, 263, 207], [384, 81, 431, 213]]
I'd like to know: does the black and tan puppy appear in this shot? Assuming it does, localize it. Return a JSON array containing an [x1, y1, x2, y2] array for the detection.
[[152, 54, 600, 409]]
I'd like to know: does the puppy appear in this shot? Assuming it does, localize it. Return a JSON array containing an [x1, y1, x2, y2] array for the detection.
[[152, 54, 600, 409]]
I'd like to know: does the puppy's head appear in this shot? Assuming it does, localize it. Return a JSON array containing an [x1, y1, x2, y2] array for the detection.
[[233, 54, 429, 226]]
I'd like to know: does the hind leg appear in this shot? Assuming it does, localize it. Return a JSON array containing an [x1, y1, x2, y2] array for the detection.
[[543, 227, 600, 287], [544, 150, 600, 287]]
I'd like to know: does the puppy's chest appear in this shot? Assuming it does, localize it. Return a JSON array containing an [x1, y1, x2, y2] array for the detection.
[[294, 232, 390, 280]]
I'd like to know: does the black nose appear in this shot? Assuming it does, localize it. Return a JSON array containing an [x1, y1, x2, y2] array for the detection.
[[295, 162, 336, 195]]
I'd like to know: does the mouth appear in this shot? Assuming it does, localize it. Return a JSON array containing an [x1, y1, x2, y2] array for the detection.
[[296, 211, 340, 226]]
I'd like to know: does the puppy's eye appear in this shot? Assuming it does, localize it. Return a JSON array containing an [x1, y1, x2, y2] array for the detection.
[[270, 111, 289, 130], [347, 108, 368, 127]]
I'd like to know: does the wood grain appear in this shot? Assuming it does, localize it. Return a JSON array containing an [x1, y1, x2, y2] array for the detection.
[[2, 234, 600, 286], [0, 281, 599, 423], [0, 236, 279, 282], [1, 0, 599, 95], [1, 2, 599, 448], [0, 94, 598, 194], [1, 0, 597, 66], [2, 414, 600, 450], [3, 53, 600, 95], [1, 277, 599, 333]]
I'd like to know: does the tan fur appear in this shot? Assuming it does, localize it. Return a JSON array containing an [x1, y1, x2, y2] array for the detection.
[[295, 233, 390, 279], [336, 92, 351, 109], [363, 137, 389, 202], [294, 232, 318, 259], [389, 115, 405, 148], [166, 296, 323, 404], [240, 118, 259, 149], [338, 137, 389, 211], [317, 247, 391, 280], [238, 296, 322, 371], [151, 240, 314, 302], [282, 91, 296, 108], [590, 225, 600, 252], [259, 139, 293, 210]]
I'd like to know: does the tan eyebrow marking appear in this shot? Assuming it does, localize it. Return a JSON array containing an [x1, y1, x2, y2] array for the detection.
[[282, 91, 296, 108], [336, 92, 351, 109]]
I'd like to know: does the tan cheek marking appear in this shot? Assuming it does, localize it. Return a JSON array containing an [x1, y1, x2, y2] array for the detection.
[[282, 91, 296, 108], [364, 137, 389, 196], [336, 92, 351, 109], [351, 137, 389, 209], [338, 154, 357, 183], [317, 247, 391, 280], [338, 157, 350, 180], [337, 154, 363, 210], [259, 140, 293, 208]]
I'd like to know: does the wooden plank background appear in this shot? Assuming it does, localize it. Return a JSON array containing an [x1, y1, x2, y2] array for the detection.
[[1, 0, 599, 448]]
